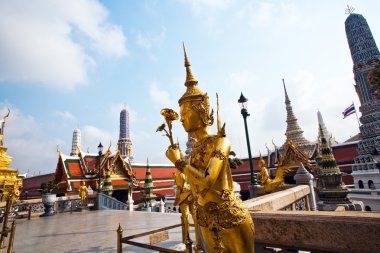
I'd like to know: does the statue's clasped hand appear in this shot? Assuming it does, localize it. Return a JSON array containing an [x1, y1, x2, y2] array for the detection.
[[165, 145, 181, 163], [166, 145, 186, 172]]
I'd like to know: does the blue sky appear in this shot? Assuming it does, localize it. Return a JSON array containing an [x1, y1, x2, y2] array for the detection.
[[0, 0, 379, 175]]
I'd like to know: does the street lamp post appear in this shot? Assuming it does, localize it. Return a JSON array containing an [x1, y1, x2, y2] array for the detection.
[[238, 92, 258, 198], [98, 142, 103, 193]]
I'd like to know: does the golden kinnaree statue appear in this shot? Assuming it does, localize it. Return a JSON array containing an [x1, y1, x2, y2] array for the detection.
[[164, 45, 254, 253], [258, 154, 290, 193], [173, 172, 200, 248], [0, 109, 22, 201], [78, 181, 88, 206]]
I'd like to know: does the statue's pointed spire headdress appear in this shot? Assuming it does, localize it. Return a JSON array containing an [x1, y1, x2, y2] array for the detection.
[[179, 43, 206, 104], [183, 43, 198, 87], [178, 43, 214, 126]]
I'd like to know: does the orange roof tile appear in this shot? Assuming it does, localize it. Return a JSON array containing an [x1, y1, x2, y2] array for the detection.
[[66, 161, 83, 177]]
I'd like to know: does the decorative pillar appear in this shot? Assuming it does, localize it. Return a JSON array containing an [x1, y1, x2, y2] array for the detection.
[[127, 193, 134, 212], [294, 164, 317, 211]]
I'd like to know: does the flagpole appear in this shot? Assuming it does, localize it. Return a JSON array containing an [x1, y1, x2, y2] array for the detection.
[[353, 101, 361, 128]]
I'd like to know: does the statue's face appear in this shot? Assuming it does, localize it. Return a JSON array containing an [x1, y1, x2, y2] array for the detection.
[[180, 102, 204, 132]]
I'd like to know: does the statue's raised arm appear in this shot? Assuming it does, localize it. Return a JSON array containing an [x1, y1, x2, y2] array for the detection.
[[164, 45, 254, 253]]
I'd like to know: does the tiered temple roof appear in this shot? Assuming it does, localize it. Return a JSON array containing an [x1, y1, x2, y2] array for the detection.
[[53, 146, 136, 193]]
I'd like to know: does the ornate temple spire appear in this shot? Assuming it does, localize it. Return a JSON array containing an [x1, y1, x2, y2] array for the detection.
[[345, 11, 380, 68], [317, 124, 348, 203], [318, 125, 341, 177], [118, 107, 132, 160], [345, 10, 380, 174], [144, 158, 153, 188], [70, 127, 81, 156], [102, 168, 114, 196], [317, 110, 338, 145], [185, 133, 195, 162], [283, 79, 290, 104], [142, 158, 156, 206], [282, 79, 311, 147]]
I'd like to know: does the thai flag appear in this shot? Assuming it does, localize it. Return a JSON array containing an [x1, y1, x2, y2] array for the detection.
[[342, 103, 356, 118]]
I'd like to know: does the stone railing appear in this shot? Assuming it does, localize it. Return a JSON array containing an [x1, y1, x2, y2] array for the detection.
[[349, 188, 380, 195], [253, 211, 380, 253], [97, 193, 129, 210], [245, 185, 311, 211], [2, 195, 98, 218]]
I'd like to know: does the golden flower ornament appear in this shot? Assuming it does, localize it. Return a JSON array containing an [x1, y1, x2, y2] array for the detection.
[[157, 108, 179, 146]]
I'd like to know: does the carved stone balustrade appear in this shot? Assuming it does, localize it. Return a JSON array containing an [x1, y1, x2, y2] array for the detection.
[[253, 211, 380, 253], [245, 185, 311, 211]]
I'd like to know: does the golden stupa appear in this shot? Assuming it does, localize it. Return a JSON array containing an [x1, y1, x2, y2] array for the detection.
[[0, 109, 22, 200]]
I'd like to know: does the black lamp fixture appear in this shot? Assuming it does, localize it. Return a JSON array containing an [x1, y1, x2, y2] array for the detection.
[[97, 142, 103, 193], [238, 92, 258, 198]]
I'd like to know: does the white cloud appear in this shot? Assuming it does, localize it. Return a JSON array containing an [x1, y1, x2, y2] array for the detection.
[[136, 26, 166, 61], [0, 0, 127, 90], [180, 0, 231, 13], [0, 104, 64, 175], [228, 71, 256, 90], [55, 111, 76, 122], [238, 2, 300, 29], [148, 81, 173, 107], [136, 26, 166, 50], [81, 125, 117, 153]]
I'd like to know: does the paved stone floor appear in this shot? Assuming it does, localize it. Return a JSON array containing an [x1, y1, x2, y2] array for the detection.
[[13, 210, 190, 253]]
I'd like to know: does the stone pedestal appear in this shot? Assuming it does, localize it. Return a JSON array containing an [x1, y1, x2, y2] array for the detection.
[[317, 200, 363, 211], [41, 194, 57, 217], [249, 184, 258, 198]]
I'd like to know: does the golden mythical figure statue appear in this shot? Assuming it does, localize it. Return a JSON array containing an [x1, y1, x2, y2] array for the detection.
[[258, 154, 290, 193], [173, 172, 200, 248], [78, 181, 88, 206], [163, 45, 254, 253]]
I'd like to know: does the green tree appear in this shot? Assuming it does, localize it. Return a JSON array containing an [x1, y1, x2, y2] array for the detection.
[[229, 151, 243, 169], [40, 180, 58, 194]]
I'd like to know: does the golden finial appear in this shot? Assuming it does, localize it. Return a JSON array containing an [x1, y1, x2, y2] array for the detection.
[[183, 42, 198, 87], [108, 141, 112, 152], [76, 144, 81, 154], [271, 139, 276, 148], [56, 145, 61, 155], [265, 143, 270, 153], [1, 108, 10, 124], [345, 5, 355, 15]]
